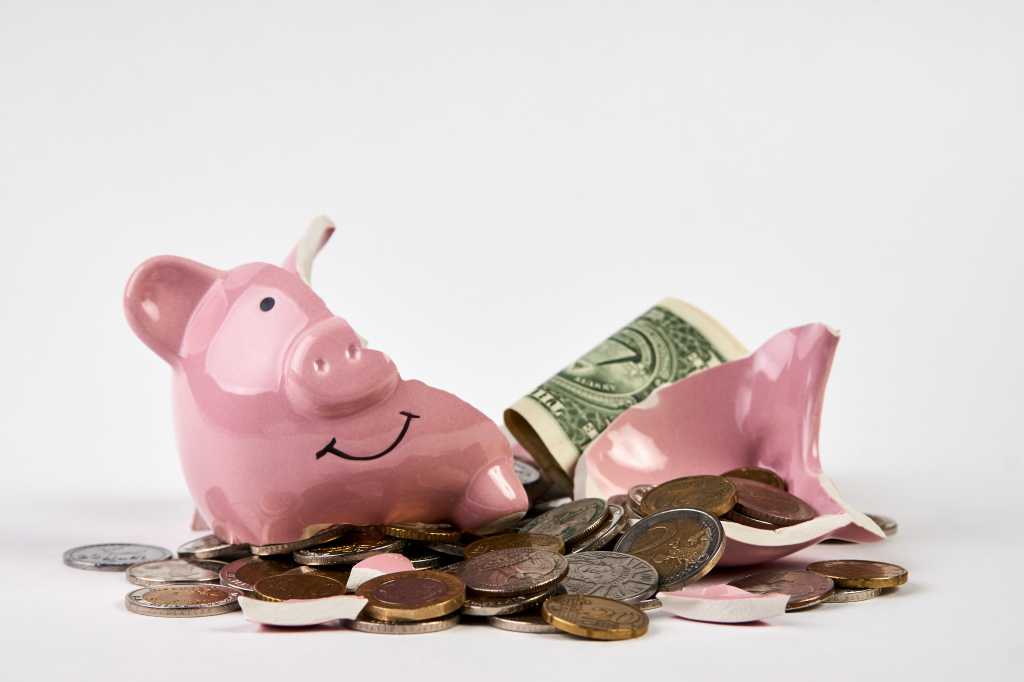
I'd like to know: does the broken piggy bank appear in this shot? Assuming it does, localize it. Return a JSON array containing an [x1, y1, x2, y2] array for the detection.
[[124, 217, 528, 545]]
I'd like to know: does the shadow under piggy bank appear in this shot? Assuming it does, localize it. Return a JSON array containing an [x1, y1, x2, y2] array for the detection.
[[574, 323, 885, 566]]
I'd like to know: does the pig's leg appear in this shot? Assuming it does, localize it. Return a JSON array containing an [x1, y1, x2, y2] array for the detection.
[[451, 456, 528, 534]]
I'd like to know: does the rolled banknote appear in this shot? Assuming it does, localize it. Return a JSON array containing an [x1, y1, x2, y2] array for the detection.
[[504, 298, 748, 492]]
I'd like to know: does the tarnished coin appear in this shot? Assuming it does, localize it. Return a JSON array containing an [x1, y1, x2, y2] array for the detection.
[[254, 572, 347, 601], [465, 533, 564, 559], [806, 560, 908, 589], [824, 587, 884, 603], [428, 542, 466, 557], [520, 498, 608, 544], [722, 467, 788, 491], [542, 594, 648, 641], [177, 535, 250, 561], [404, 545, 446, 569], [627, 485, 653, 514], [382, 522, 461, 543], [127, 559, 224, 587], [293, 526, 403, 566], [347, 613, 459, 634], [724, 509, 780, 530], [634, 597, 662, 611], [562, 551, 659, 603], [640, 475, 737, 518], [460, 548, 569, 597], [614, 509, 725, 589], [251, 525, 348, 556], [727, 477, 817, 526], [462, 585, 561, 617], [867, 513, 899, 536], [729, 569, 834, 610], [125, 584, 240, 617], [513, 459, 542, 486], [63, 543, 172, 571], [606, 494, 630, 508], [488, 610, 558, 634], [219, 557, 295, 592], [569, 504, 629, 553], [356, 569, 465, 622]]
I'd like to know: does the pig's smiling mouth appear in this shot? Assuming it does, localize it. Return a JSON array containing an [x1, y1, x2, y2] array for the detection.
[[314, 411, 420, 461]]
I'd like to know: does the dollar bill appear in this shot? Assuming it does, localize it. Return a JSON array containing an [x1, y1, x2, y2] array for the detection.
[[504, 298, 747, 491]]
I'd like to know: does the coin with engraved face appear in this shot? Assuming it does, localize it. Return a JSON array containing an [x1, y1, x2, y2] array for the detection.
[[542, 594, 648, 640], [63, 544, 172, 571], [219, 557, 296, 592], [127, 559, 224, 587], [460, 548, 569, 596], [293, 526, 403, 566], [614, 508, 724, 589], [807, 560, 908, 589], [729, 569, 834, 610], [177, 535, 250, 561], [254, 572, 347, 601], [640, 475, 737, 518], [356, 569, 465, 622], [520, 499, 608, 544], [727, 478, 817, 526], [465, 533, 565, 559], [125, 584, 241, 617], [722, 467, 788, 491], [562, 551, 659, 603]]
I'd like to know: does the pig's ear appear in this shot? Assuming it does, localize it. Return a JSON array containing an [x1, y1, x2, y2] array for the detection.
[[124, 256, 222, 364], [283, 215, 335, 286]]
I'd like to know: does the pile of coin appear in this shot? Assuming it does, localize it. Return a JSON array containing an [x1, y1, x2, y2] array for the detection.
[[64, 462, 907, 637]]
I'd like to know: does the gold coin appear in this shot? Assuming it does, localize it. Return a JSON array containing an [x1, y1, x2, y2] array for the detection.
[[253, 572, 347, 602], [639, 475, 737, 517], [806, 560, 908, 589], [382, 522, 462, 543], [722, 466, 788, 490], [464, 533, 564, 559], [356, 569, 465, 622], [541, 594, 648, 641]]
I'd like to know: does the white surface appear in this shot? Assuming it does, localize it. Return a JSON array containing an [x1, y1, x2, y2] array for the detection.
[[0, 1, 1021, 679]]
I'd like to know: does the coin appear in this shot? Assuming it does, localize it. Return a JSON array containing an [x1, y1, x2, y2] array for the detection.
[[460, 548, 569, 597], [63, 543, 172, 571], [639, 475, 737, 518], [724, 508, 780, 530], [627, 485, 653, 516], [722, 466, 788, 491], [347, 613, 459, 634], [465, 533, 565, 559], [606, 494, 630, 508], [520, 498, 608, 544], [614, 508, 725, 590], [562, 551, 659, 603], [867, 513, 899, 536], [219, 557, 295, 592], [293, 526, 403, 565], [382, 522, 461, 543], [634, 597, 662, 611], [125, 584, 240, 618], [824, 587, 884, 603], [462, 585, 561, 617], [254, 572, 347, 601], [542, 594, 648, 641], [404, 545, 446, 569], [427, 542, 466, 557], [806, 560, 908, 589], [729, 569, 835, 610], [513, 459, 542, 486], [356, 569, 465, 621], [569, 504, 629, 553], [528, 497, 573, 516], [488, 610, 558, 634], [727, 477, 817, 526], [250, 525, 349, 556], [177, 535, 250, 561], [126, 559, 224, 587]]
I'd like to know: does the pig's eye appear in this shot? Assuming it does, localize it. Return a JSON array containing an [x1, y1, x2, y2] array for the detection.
[[259, 297, 276, 312]]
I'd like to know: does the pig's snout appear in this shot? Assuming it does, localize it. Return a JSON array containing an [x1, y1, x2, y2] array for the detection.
[[285, 317, 399, 418]]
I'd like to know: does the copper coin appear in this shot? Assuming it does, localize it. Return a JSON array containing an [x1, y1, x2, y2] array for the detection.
[[519, 499, 608, 544], [253, 572, 347, 602], [219, 557, 295, 592], [465, 533, 565, 559], [542, 594, 648, 641], [460, 548, 569, 596], [806, 560, 908, 589], [639, 475, 737, 518], [382, 522, 462, 543], [727, 477, 817, 526], [724, 508, 780, 530], [722, 466, 788, 491], [356, 569, 465, 621], [614, 508, 725, 590], [729, 569, 834, 610]]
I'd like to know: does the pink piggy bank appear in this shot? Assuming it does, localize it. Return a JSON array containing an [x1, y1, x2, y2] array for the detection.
[[125, 217, 528, 545]]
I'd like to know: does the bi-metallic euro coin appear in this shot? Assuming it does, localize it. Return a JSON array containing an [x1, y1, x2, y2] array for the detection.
[[614, 508, 724, 590], [125, 584, 240, 618]]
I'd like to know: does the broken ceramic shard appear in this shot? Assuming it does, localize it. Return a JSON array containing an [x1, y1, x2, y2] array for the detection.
[[658, 583, 788, 623], [347, 553, 416, 591], [238, 594, 368, 627]]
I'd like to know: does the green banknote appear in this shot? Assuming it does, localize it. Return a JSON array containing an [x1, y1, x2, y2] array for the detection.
[[505, 298, 748, 491]]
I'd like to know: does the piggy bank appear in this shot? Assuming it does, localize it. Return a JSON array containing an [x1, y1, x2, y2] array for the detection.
[[125, 217, 528, 545]]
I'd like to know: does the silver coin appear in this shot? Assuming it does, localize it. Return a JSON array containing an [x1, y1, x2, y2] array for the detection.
[[177, 534, 250, 561], [824, 587, 884, 604], [460, 548, 569, 596], [427, 542, 465, 557], [403, 545, 445, 569], [218, 556, 295, 592], [63, 543, 172, 571], [125, 584, 241, 617], [569, 504, 628, 553], [561, 551, 659, 603], [126, 559, 225, 587], [614, 508, 725, 590], [462, 585, 563, 617], [347, 613, 459, 634], [627, 484, 653, 516], [634, 597, 662, 611], [867, 513, 899, 536], [520, 498, 608, 544], [250, 525, 349, 556], [513, 459, 541, 486], [527, 497, 572, 516], [293, 538, 404, 566], [487, 611, 558, 634]]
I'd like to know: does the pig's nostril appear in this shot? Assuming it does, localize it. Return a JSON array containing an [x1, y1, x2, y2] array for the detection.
[[345, 344, 361, 361], [313, 357, 330, 374]]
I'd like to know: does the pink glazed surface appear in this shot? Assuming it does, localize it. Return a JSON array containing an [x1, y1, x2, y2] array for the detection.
[[125, 219, 527, 545]]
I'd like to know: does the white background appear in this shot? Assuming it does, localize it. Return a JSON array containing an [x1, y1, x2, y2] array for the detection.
[[1, 1, 1021, 679]]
